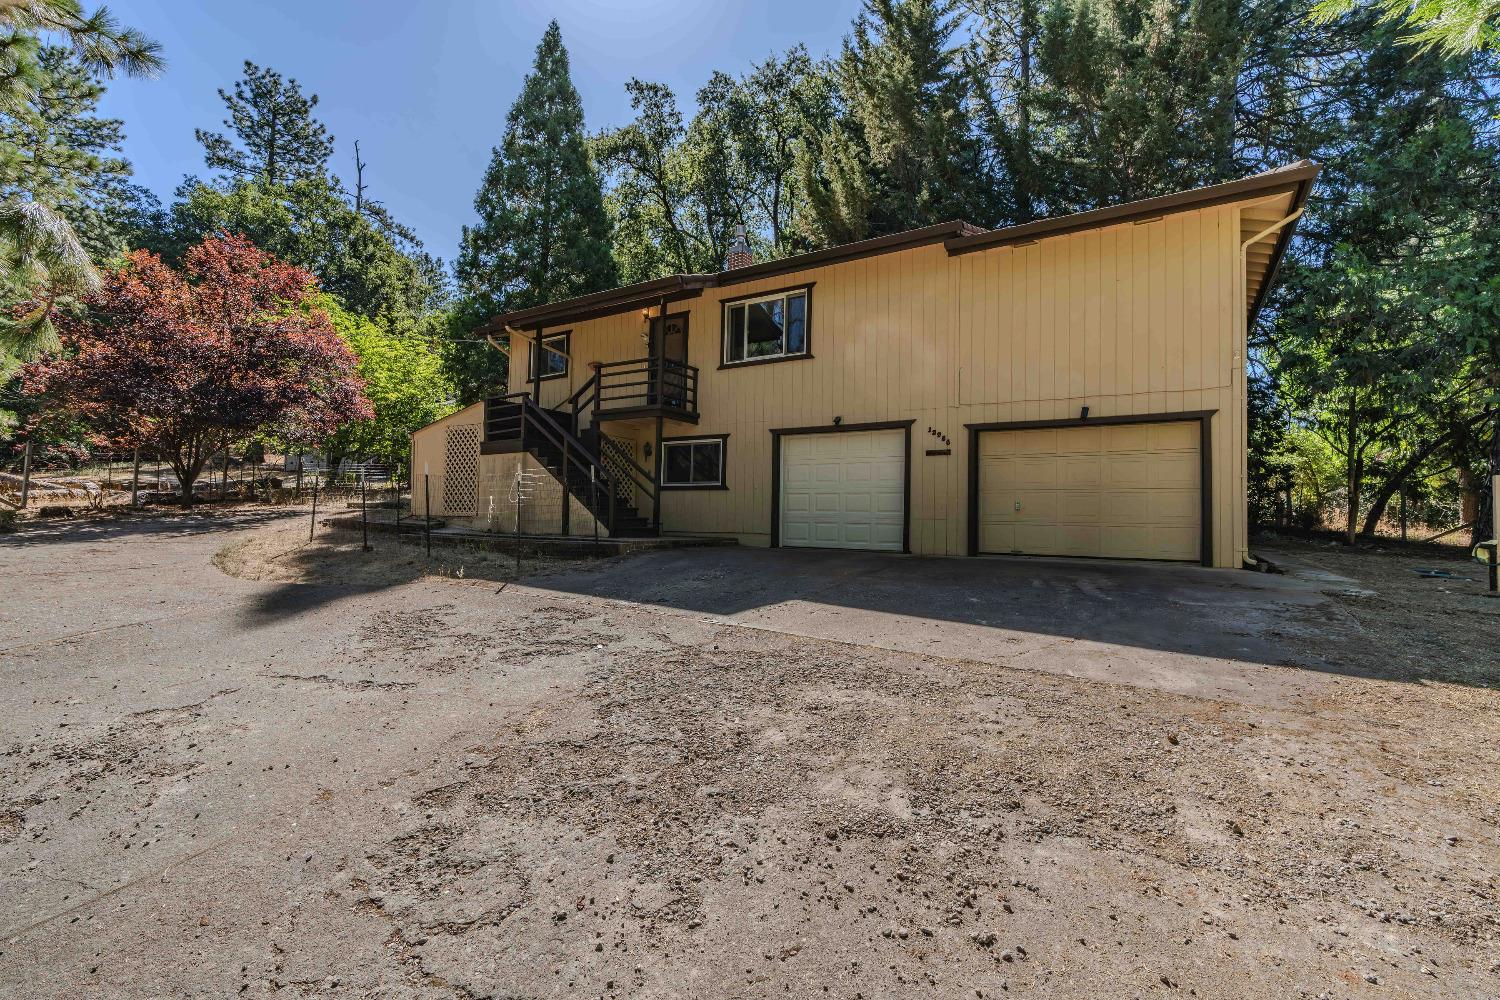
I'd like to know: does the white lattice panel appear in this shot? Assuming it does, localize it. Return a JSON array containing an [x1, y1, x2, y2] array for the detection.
[[443, 424, 479, 515]]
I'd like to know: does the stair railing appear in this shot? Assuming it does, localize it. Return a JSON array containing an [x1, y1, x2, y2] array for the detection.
[[596, 432, 660, 525], [507, 394, 624, 536]]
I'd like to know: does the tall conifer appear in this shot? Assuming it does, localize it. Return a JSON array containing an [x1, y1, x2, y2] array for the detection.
[[800, 0, 988, 244], [449, 21, 616, 403]]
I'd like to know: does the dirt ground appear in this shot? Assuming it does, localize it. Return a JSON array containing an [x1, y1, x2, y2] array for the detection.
[[1, 512, 1497, 999], [212, 513, 570, 587]]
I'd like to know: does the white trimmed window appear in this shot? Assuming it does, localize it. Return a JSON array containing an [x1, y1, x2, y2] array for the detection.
[[661, 437, 726, 488], [722, 287, 809, 365]]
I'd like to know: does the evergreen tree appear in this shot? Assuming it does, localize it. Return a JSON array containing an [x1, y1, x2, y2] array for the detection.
[[1027, 0, 1245, 211], [163, 174, 436, 328], [449, 21, 616, 403], [800, 0, 989, 244], [0, 46, 156, 262], [195, 61, 334, 185], [0, 3, 160, 366], [1272, 24, 1500, 542]]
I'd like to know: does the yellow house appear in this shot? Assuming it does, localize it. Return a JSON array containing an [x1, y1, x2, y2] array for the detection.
[[411, 161, 1317, 568]]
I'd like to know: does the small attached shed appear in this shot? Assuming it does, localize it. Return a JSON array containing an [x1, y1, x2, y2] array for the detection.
[[409, 401, 603, 537]]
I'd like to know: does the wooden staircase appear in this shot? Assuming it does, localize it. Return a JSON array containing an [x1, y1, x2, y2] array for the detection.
[[481, 393, 661, 538]]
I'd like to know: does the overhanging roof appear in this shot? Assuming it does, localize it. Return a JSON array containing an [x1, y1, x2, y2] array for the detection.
[[481, 162, 1319, 332]]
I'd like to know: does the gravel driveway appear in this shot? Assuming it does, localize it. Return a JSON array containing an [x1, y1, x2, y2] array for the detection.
[[1, 512, 1496, 998]]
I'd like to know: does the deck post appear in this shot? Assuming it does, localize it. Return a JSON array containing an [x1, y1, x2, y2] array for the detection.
[[652, 415, 664, 534], [531, 325, 543, 404], [590, 362, 602, 431], [561, 437, 571, 537]]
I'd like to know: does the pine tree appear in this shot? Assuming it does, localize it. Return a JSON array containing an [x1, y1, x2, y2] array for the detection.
[[449, 21, 616, 403], [1025, 0, 1245, 211], [800, 0, 989, 244], [195, 61, 334, 185]]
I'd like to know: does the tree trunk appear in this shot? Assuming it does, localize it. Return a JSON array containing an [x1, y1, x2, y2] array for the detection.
[[1479, 408, 1500, 548], [1344, 387, 1359, 545], [1359, 435, 1448, 538]]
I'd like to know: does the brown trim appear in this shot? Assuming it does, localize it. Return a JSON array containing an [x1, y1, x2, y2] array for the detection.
[[965, 410, 1217, 567], [714, 224, 979, 288], [770, 420, 915, 554], [479, 165, 1319, 336], [717, 354, 816, 371], [659, 433, 730, 491], [648, 310, 691, 363], [717, 280, 817, 306], [721, 283, 813, 368], [593, 406, 700, 425], [482, 275, 712, 332], [944, 162, 1320, 258], [480, 223, 975, 331], [530, 331, 570, 382]]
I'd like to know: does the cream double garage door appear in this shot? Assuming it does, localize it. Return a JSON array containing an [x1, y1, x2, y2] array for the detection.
[[977, 420, 1202, 562], [780, 430, 905, 551]]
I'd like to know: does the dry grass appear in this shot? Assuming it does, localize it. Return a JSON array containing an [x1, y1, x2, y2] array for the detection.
[[213, 516, 577, 587]]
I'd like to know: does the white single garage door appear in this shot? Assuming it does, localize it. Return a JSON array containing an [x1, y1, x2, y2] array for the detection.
[[977, 420, 1201, 561], [780, 430, 905, 551]]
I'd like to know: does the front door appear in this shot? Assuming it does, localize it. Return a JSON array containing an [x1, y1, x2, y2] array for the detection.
[[649, 312, 689, 407]]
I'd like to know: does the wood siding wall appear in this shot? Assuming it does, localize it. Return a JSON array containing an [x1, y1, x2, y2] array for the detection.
[[507, 201, 1253, 567]]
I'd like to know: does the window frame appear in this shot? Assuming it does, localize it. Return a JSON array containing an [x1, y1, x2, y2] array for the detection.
[[659, 434, 730, 490], [719, 283, 814, 369], [531, 331, 571, 381]]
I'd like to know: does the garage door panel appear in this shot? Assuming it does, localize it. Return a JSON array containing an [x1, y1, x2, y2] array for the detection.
[[1149, 422, 1198, 450], [781, 430, 905, 552], [1103, 424, 1151, 452], [1057, 455, 1103, 487], [979, 522, 1015, 552], [978, 420, 1202, 562], [1054, 524, 1103, 556], [1056, 491, 1103, 521], [1150, 452, 1199, 488]]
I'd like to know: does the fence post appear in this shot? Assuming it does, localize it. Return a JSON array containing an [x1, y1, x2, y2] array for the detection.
[[361, 465, 371, 551], [130, 446, 141, 508], [1491, 474, 1499, 594], [19, 439, 32, 509], [424, 465, 432, 558], [309, 475, 319, 540]]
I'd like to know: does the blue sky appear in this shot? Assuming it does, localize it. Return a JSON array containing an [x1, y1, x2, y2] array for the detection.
[[98, 0, 868, 267]]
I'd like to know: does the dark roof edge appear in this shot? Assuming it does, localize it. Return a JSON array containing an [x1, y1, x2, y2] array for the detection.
[[481, 164, 1321, 333], [712, 220, 981, 288], [480, 221, 979, 332], [481, 273, 715, 333], [1247, 167, 1319, 326], [943, 161, 1322, 257]]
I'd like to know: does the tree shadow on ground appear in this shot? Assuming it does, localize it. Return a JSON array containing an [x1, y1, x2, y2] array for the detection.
[[224, 522, 580, 628], [527, 542, 1500, 690], [0, 506, 303, 548]]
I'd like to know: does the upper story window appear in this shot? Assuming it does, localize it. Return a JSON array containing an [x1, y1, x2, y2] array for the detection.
[[531, 332, 570, 380], [722, 285, 810, 366]]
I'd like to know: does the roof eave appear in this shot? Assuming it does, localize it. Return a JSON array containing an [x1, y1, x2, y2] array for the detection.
[[942, 161, 1322, 257], [1246, 168, 1319, 327], [479, 274, 714, 333]]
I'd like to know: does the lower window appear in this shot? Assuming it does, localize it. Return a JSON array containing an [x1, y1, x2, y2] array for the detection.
[[661, 437, 726, 489]]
